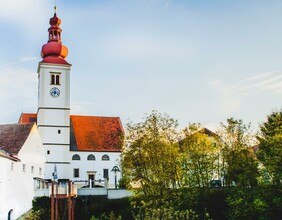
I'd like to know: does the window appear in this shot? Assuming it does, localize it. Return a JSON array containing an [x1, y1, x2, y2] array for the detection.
[[51, 75, 55, 84], [72, 154, 80, 160], [87, 154, 95, 161], [29, 117, 37, 123], [11, 162, 14, 171], [103, 169, 109, 179], [47, 150, 50, 155], [74, 168, 79, 178], [102, 154, 110, 161], [50, 73, 60, 85], [31, 166, 34, 174], [23, 164, 26, 172], [58, 129, 61, 134], [39, 167, 42, 175]]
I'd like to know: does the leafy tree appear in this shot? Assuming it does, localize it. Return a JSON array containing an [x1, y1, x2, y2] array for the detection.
[[121, 111, 181, 207], [218, 118, 259, 187], [180, 124, 219, 187], [257, 110, 282, 185]]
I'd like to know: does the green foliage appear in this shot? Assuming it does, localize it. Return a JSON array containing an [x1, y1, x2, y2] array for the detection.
[[76, 196, 132, 220], [24, 197, 51, 220], [218, 118, 259, 187], [226, 187, 265, 219], [257, 110, 282, 185], [130, 194, 200, 220], [121, 111, 181, 199], [226, 186, 282, 220], [180, 124, 219, 187], [91, 211, 122, 220]]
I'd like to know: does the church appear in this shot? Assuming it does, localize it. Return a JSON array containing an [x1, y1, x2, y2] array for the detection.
[[0, 9, 123, 219]]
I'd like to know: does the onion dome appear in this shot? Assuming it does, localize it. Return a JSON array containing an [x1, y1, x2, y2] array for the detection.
[[41, 13, 70, 65]]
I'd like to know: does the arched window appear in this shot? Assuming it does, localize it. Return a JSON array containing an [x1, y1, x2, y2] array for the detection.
[[56, 75, 60, 85], [72, 154, 80, 160], [51, 75, 55, 84], [102, 154, 110, 161], [87, 154, 95, 161]]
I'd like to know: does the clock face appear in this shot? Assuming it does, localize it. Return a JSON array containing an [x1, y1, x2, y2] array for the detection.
[[50, 87, 60, 98]]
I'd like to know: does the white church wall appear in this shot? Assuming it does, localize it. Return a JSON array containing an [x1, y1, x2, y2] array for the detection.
[[45, 162, 71, 180], [38, 64, 70, 109], [19, 124, 46, 166], [45, 145, 70, 162], [38, 126, 70, 144], [69, 152, 121, 189], [37, 109, 70, 127]]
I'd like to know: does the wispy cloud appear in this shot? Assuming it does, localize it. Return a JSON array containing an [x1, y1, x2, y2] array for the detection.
[[210, 71, 282, 95], [0, 57, 37, 69], [228, 71, 282, 95], [208, 71, 282, 116]]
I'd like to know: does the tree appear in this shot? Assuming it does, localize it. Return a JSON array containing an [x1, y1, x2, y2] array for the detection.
[[121, 111, 181, 205], [257, 110, 282, 185], [180, 124, 219, 188], [218, 118, 259, 187]]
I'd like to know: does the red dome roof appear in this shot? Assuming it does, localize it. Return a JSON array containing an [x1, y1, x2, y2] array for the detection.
[[41, 13, 70, 65]]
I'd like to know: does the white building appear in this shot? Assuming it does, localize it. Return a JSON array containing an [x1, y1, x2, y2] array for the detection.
[[0, 10, 123, 220], [0, 123, 45, 219]]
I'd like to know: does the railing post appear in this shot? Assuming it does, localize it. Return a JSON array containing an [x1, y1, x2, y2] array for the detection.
[[68, 181, 72, 220], [51, 181, 55, 220]]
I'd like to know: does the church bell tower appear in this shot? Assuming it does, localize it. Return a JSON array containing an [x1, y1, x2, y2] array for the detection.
[[37, 9, 71, 180]]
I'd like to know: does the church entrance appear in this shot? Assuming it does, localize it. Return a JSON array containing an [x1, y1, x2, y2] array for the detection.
[[87, 172, 96, 188]]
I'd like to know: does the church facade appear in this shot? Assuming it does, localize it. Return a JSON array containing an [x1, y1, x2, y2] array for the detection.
[[0, 10, 123, 219]]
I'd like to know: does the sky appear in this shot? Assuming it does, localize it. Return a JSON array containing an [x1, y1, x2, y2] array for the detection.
[[0, 0, 282, 131]]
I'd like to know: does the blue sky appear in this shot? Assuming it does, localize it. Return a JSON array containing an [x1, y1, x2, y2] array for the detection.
[[0, 0, 282, 130]]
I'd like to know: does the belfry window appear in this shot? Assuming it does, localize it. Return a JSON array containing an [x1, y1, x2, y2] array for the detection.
[[50, 73, 61, 85], [54, 30, 58, 39]]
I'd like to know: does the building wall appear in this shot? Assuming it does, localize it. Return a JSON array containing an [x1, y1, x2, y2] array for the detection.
[[69, 151, 121, 188], [37, 63, 71, 109], [0, 125, 45, 220]]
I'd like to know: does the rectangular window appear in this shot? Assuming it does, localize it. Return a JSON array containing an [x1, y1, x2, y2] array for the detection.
[[31, 166, 34, 174], [11, 162, 14, 171], [39, 167, 42, 175], [47, 150, 50, 155], [58, 130, 61, 134], [103, 169, 109, 179], [23, 164, 26, 172], [74, 168, 79, 178]]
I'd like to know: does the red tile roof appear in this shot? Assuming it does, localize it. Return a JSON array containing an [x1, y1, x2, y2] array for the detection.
[[0, 123, 34, 155], [18, 113, 37, 124], [18, 113, 124, 152], [71, 115, 123, 152]]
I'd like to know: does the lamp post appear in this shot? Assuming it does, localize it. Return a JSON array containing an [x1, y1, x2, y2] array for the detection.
[[111, 166, 120, 189]]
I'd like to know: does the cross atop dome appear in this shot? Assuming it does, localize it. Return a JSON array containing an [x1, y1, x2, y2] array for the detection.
[[54, 0, 57, 14]]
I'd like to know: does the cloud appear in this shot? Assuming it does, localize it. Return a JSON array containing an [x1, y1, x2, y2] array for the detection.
[[208, 71, 282, 116], [228, 71, 282, 95], [210, 71, 282, 95], [0, 57, 37, 68]]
